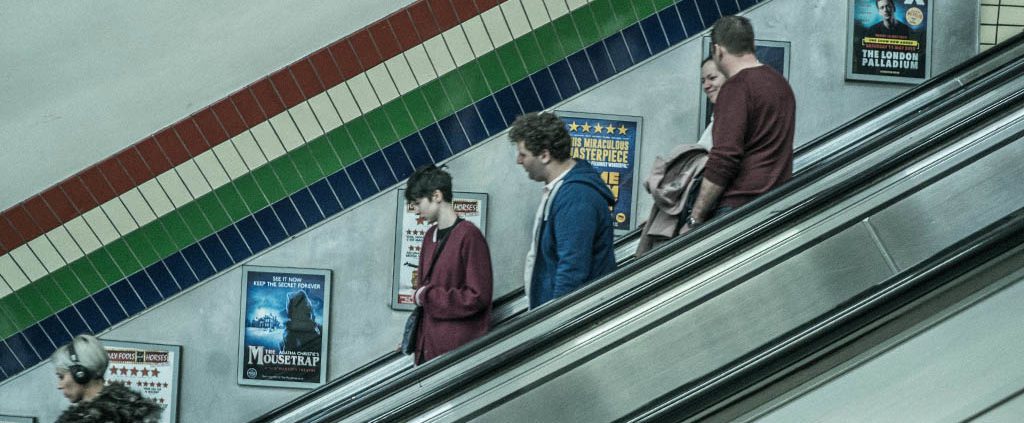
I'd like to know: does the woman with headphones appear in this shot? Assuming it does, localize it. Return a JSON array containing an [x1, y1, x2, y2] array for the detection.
[[51, 334, 163, 422]]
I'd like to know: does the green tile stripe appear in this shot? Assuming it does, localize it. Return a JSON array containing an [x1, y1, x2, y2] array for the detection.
[[0, 0, 672, 339]]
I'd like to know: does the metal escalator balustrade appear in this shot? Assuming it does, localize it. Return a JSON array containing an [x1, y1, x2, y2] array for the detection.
[[320, 46, 1024, 422], [257, 32, 1024, 423], [698, 215, 1024, 422]]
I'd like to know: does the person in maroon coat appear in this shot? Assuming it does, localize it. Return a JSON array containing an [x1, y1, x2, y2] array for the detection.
[[406, 165, 494, 364]]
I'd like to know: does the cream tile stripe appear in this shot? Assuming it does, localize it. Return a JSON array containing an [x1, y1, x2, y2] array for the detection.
[[0, 0, 598, 300]]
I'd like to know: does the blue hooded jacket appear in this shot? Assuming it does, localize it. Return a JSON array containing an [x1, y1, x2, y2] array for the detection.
[[529, 160, 618, 308]]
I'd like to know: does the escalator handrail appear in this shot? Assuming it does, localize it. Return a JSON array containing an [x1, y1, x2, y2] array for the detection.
[[311, 47, 1024, 422], [255, 31, 1024, 423], [627, 208, 1024, 422]]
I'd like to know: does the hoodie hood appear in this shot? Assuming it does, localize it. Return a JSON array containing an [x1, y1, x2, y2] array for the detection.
[[562, 160, 616, 206]]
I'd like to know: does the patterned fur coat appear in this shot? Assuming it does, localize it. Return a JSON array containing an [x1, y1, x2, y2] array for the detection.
[[56, 383, 163, 423]]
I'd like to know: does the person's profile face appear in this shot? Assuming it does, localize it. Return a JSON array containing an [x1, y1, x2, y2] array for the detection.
[[410, 192, 442, 224], [877, 0, 895, 22], [515, 141, 548, 183], [701, 61, 726, 104], [56, 370, 84, 403]]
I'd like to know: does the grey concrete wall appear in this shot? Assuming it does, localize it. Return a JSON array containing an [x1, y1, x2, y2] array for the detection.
[[0, 0, 415, 212], [0, 0, 978, 421]]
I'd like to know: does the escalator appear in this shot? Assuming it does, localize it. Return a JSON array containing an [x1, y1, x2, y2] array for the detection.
[[256, 34, 1024, 423], [676, 214, 1024, 422]]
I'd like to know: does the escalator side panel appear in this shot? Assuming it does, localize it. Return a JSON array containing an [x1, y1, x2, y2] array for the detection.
[[412, 118, 1024, 422], [868, 138, 1024, 270], [755, 261, 1024, 422], [472, 225, 895, 423]]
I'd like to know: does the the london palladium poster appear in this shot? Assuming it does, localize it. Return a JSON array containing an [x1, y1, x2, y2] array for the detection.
[[847, 0, 933, 83]]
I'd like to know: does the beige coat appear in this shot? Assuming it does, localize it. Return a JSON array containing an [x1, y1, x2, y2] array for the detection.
[[635, 144, 708, 257]]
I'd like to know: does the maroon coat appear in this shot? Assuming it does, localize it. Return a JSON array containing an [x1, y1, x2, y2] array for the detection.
[[414, 220, 493, 364]]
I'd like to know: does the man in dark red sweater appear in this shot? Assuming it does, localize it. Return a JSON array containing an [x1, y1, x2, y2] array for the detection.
[[686, 15, 796, 228]]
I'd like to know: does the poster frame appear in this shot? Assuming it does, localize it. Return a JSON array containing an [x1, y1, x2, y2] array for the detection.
[[391, 190, 489, 311], [554, 110, 643, 237], [237, 265, 332, 389], [700, 37, 792, 136], [100, 339, 182, 423], [845, 0, 934, 84], [0, 415, 36, 423]]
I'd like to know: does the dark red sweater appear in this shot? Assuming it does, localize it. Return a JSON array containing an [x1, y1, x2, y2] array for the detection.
[[414, 220, 493, 365], [705, 65, 796, 208]]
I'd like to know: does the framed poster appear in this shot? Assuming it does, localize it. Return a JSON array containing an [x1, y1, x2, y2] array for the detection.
[[101, 340, 181, 423], [846, 0, 932, 83], [237, 266, 331, 388], [700, 38, 791, 133], [555, 111, 642, 236], [392, 190, 488, 310]]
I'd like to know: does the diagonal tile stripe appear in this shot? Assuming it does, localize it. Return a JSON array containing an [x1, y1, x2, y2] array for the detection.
[[0, 0, 601, 301], [0, 0, 757, 382], [0, 0, 506, 258]]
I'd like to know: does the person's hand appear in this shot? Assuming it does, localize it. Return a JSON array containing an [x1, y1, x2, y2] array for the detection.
[[684, 215, 703, 229]]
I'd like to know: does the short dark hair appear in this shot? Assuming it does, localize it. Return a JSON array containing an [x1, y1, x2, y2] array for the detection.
[[508, 112, 572, 160], [711, 15, 755, 55], [405, 165, 452, 203]]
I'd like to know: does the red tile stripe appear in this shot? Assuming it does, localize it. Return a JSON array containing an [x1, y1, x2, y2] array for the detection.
[[0, 0, 502, 256]]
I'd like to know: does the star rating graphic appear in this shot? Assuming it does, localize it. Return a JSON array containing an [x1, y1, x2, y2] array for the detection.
[[115, 379, 169, 389], [566, 121, 628, 135], [405, 228, 428, 238]]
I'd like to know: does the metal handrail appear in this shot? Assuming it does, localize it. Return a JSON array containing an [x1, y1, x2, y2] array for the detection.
[[254, 29, 1024, 423]]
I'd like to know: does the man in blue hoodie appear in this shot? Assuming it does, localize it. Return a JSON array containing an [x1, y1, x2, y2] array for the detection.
[[510, 112, 618, 309]]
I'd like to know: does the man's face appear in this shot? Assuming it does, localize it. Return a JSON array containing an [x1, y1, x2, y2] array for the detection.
[[877, 0, 895, 22], [410, 192, 441, 224], [515, 141, 548, 183], [56, 370, 84, 403]]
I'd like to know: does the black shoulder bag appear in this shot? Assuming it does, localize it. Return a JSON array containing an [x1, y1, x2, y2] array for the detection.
[[401, 219, 461, 355]]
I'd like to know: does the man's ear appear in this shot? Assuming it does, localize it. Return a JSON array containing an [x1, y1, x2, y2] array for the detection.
[[540, 149, 552, 164], [431, 189, 443, 202]]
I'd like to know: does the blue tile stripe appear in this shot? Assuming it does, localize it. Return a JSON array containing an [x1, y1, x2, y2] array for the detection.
[[0, 0, 760, 383]]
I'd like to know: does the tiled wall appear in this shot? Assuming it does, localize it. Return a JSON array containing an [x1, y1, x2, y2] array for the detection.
[[981, 0, 1024, 50], [0, 0, 762, 382]]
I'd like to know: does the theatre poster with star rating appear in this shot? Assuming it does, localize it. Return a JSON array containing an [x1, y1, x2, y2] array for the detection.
[[391, 190, 488, 310], [556, 111, 642, 235], [101, 340, 181, 423], [847, 0, 933, 83]]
